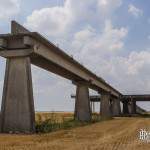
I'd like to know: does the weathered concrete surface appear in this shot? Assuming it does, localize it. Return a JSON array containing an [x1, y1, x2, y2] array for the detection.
[[0, 21, 35, 133], [112, 98, 121, 116], [0, 57, 35, 133], [123, 101, 129, 114], [100, 92, 112, 119], [11, 20, 30, 34], [121, 94, 150, 101], [74, 82, 91, 121], [130, 101, 136, 114]]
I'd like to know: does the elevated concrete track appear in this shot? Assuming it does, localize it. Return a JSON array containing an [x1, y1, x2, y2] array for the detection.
[[0, 21, 148, 133], [0, 21, 122, 133]]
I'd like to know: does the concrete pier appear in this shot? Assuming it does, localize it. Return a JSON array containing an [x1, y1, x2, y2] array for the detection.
[[100, 92, 112, 119], [112, 98, 121, 116], [74, 82, 91, 121], [0, 21, 35, 133], [131, 101, 136, 114], [123, 101, 129, 114], [0, 56, 35, 133]]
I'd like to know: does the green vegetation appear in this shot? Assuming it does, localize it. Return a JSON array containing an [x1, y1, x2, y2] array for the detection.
[[36, 113, 101, 133]]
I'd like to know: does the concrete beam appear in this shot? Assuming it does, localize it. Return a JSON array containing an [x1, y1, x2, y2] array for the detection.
[[0, 56, 35, 133], [121, 94, 150, 101], [0, 30, 121, 97], [74, 82, 91, 121], [100, 92, 112, 119], [71, 94, 101, 102], [24, 35, 121, 97], [0, 49, 33, 58]]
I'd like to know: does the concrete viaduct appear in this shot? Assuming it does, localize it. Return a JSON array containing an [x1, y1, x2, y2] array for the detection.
[[0, 21, 147, 133], [71, 95, 147, 115]]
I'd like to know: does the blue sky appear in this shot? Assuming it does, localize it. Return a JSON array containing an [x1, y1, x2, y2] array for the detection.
[[0, 0, 150, 111]]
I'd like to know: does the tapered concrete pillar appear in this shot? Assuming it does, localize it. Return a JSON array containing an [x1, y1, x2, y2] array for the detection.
[[74, 82, 91, 121], [109, 99, 113, 114], [131, 101, 136, 114], [123, 101, 129, 114], [100, 92, 112, 119], [0, 56, 35, 133], [112, 98, 121, 116]]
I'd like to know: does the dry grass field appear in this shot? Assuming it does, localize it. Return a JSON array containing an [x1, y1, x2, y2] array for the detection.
[[35, 112, 74, 123], [0, 113, 150, 150]]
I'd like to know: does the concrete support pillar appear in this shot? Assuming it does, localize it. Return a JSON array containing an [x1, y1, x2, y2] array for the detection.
[[74, 82, 91, 121], [100, 92, 112, 119], [0, 56, 35, 133], [109, 99, 113, 115], [112, 98, 121, 116], [90, 102, 93, 113], [123, 101, 129, 114], [131, 101, 136, 114], [92, 102, 95, 113]]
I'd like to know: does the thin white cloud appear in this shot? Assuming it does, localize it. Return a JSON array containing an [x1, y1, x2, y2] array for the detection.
[[70, 20, 150, 95], [0, 0, 21, 20], [148, 35, 150, 40], [98, 0, 122, 14], [72, 20, 128, 61], [25, 0, 123, 37], [108, 51, 150, 94], [25, 5, 72, 37], [128, 4, 143, 18]]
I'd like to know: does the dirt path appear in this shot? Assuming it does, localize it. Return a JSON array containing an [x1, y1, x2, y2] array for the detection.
[[0, 117, 149, 150]]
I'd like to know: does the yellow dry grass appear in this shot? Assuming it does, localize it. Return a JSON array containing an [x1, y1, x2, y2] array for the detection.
[[0, 113, 150, 150], [35, 112, 73, 123]]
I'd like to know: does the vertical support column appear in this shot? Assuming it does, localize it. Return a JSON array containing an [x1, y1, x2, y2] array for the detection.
[[112, 98, 121, 116], [93, 102, 95, 113], [100, 92, 112, 119], [74, 82, 91, 121], [90, 101, 93, 113], [1, 56, 35, 133], [131, 100, 136, 114], [109, 99, 113, 114], [123, 101, 129, 114]]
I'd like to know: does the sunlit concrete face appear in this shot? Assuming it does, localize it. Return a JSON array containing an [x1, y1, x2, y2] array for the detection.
[[75, 82, 91, 121], [100, 92, 112, 119], [1, 57, 35, 133]]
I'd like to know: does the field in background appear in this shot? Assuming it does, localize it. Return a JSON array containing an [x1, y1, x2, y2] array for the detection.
[[35, 112, 74, 123], [0, 113, 149, 149]]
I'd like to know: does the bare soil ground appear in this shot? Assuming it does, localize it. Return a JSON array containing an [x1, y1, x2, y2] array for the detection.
[[0, 114, 150, 150]]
